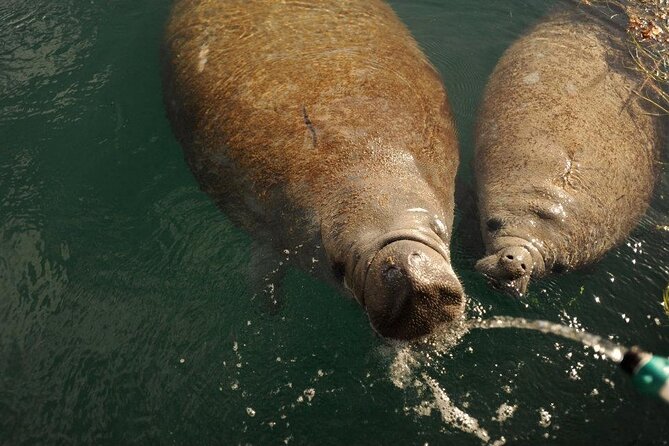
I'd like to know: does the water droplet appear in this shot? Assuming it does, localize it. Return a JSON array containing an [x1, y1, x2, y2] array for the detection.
[[303, 388, 316, 402], [494, 403, 518, 423], [538, 407, 552, 427]]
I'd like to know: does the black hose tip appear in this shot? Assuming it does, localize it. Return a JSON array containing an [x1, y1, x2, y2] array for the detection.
[[620, 347, 643, 375]]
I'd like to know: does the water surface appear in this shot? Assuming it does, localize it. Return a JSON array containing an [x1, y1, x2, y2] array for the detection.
[[1, 0, 668, 444]]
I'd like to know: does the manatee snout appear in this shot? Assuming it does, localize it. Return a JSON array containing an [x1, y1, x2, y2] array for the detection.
[[475, 246, 534, 297], [363, 240, 464, 340]]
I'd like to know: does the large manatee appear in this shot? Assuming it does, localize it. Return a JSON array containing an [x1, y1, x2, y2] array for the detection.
[[474, 7, 662, 296], [162, 0, 464, 339]]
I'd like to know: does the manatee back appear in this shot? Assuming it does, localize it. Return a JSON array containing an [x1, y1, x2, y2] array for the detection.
[[162, 0, 458, 248], [475, 7, 662, 268]]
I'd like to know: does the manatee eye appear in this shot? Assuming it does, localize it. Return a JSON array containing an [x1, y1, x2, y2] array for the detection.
[[331, 261, 345, 282], [486, 218, 503, 232], [533, 203, 564, 221], [552, 262, 566, 274]]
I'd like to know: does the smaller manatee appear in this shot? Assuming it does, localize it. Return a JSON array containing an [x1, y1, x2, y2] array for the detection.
[[474, 6, 663, 296]]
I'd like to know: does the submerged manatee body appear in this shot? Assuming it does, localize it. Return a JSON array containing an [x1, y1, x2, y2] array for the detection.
[[162, 0, 464, 339], [475, 7, 662, 296]]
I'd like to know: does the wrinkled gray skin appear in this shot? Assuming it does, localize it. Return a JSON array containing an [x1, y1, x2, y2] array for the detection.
[[162, 0, 464, 339], [475, 7, 662, 296]]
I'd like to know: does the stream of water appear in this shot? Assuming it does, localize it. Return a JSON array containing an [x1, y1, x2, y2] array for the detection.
[[469, 316, 628, 363]]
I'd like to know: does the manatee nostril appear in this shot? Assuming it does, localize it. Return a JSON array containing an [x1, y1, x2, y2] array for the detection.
[[506, 254, 514, 260], [486, 218, 503, 232], [383, 264, 401, 280], [408, 251, 424, 267], [521, 263, 526, 270]]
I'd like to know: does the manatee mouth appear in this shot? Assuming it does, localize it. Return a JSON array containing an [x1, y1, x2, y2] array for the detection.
[[475, 238, 545, 297], [352, 230, 465, 340], [477, 268, 531, 298]]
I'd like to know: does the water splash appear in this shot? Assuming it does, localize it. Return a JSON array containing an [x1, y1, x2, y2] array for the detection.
[[421, 372, 501, 445], [388, 314, 632, 445], [388, 325, 506, 445]]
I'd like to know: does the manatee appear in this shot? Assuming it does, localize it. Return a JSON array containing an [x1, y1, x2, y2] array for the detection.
[[162, 0, 464, 339], [474, 7, 662, 296]]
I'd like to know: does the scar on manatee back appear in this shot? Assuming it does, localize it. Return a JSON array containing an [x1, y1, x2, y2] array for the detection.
[[302, 106, 317, 147]]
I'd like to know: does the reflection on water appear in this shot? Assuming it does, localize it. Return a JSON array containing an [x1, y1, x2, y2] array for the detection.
[[0, 148, 69, 336], [0, 1, 98, 125], [0, 0, 667, 444]]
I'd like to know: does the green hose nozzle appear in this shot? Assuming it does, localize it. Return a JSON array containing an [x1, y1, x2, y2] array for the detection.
[[620, 347, 669, 404]]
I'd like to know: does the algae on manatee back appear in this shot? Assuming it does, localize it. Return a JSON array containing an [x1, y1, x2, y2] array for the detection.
[[581, 0, 669, 114]]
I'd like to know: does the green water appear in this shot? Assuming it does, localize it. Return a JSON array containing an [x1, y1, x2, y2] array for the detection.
[[1, 0, 668, 444]]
